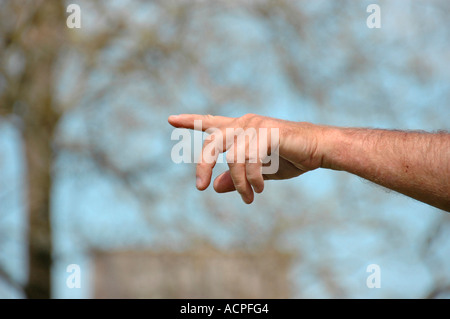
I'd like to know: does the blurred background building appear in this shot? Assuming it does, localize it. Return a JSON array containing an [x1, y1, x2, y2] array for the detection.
[[93, 247, 291, 298], [0, 0, 449, 298]]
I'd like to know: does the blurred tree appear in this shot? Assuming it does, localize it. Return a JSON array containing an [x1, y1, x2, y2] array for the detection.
[[0, 0, 66, 298]]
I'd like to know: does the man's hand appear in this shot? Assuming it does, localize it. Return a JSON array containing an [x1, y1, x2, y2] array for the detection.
[[168, 113, 325, 204], [169, 113, 450, 212]]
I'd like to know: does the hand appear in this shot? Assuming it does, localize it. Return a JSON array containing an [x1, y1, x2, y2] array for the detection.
[[168, 113, 325, 204]]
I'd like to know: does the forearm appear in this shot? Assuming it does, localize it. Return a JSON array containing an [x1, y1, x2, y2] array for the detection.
[[319, 126, 450, 212], [168, 113, 449, 209]]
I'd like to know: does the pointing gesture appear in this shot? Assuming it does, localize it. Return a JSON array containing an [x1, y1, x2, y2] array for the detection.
[[168, 113, 323, 204], [169, 113, 450, 212]]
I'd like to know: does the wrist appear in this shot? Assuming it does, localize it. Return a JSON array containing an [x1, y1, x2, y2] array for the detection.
[[316, 125, 347, 171], [283, 121, 338, 171]]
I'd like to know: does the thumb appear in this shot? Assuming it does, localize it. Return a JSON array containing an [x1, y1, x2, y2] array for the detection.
[[213, 170, 236, 193]]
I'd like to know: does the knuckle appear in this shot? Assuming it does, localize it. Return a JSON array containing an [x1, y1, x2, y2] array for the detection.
[[246, 172, 259, 183], [234, 181, 247, 193], [226, 151, 236, 163], [197, 161, 210, 169], [239, 113, 265, 131], [239, 113, 257, 124], [245, 113, 258, 123], [242, 113, 256, 119]]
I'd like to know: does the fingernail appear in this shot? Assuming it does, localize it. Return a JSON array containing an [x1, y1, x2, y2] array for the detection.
[[168, 115, 179, 121], [254, 185, 264, 194], [196, 176, 202, 189], [241, 194, 252, 204]]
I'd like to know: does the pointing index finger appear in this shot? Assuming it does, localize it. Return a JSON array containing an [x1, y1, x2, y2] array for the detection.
[[168, 114, 234, 131]]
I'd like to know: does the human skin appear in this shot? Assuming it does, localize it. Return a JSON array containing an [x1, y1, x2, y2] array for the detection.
[[168, 113, 450, 212]]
